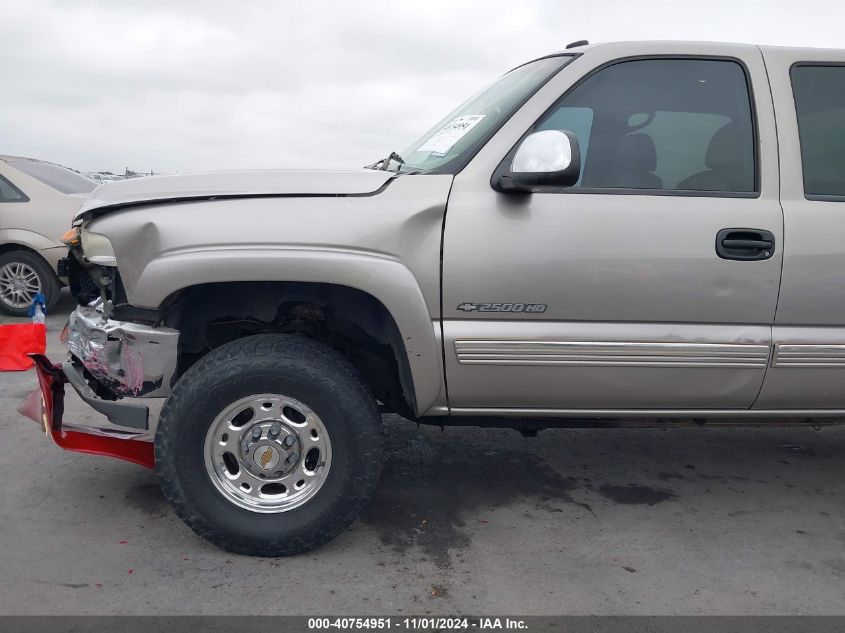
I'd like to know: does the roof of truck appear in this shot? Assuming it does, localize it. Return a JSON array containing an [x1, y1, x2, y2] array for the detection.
[[549, 40, 843, 56]]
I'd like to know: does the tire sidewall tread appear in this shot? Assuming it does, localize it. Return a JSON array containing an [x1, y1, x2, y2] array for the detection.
[[155, 333, 383, 557]]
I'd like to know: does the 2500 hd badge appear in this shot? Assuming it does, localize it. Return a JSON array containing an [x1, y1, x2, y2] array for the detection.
[[456, 302, 547, 313]]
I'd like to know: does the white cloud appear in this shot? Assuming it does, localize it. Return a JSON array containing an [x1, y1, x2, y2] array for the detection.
[[1, 0, 843, 173]]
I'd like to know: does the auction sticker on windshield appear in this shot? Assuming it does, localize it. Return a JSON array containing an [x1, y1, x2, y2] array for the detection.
[[418, 114, 485, 155]]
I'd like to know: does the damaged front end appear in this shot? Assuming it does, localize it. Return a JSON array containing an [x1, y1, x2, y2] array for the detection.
[[59, 222, 179, 406], [18, 355, 155, 469], [18, 224, 179, 469], [66, 304, 179, 398]]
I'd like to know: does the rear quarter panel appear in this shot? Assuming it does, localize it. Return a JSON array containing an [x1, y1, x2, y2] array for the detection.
[[0, 163, 82, 248]]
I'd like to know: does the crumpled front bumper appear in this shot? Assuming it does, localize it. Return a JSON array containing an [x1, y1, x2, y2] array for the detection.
[[66, 305, 179, 398], [18, 355, 155, 469], [16, 304, 178, 469]]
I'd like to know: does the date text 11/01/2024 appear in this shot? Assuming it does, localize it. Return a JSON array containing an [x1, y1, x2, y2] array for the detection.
[[307, 617, 528, 629]]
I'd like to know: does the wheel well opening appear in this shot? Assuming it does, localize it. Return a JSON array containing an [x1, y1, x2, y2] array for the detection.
[[0, 243, 36, 257], [162, 281, 417, 417], [0, 244, 59, 278]]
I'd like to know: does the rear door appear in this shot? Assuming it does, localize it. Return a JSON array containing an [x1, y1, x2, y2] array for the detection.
[[755, 47, 845, 409]]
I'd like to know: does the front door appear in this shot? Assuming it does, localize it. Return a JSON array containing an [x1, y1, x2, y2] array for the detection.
[[442, 45, 783, 413]]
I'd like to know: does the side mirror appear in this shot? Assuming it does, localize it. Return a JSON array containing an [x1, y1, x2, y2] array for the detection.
[[494, 130, 581, 193]]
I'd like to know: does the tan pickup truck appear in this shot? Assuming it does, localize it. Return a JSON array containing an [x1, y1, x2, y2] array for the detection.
[[20, 40, 845, 556]]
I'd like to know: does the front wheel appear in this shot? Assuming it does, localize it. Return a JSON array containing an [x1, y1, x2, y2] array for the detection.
[[155, 334, 384, 556]]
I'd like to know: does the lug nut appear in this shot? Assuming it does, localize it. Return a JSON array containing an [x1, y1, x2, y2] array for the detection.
[[241, 440, 250, 453], [286, 452, 299, 464], [283, 435, 296, 447], [251, 427, 262, 440], [269, 424, 281, 436]]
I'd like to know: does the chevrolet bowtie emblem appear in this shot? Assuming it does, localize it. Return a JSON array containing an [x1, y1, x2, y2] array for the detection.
[[260, 447, 274, 468]]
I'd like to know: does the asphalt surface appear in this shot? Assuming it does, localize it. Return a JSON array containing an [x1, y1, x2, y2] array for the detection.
[[1, 292, 844, 615]]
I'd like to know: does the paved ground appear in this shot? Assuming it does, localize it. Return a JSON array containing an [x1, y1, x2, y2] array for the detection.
[[1, 293, 844, 615]]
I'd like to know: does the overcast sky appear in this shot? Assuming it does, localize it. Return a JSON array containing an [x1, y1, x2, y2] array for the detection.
[[1, 0, 844, 174]]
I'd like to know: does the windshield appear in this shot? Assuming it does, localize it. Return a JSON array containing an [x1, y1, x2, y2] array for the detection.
[[6, 158, 97, 194], [397, 55, 573, 174]]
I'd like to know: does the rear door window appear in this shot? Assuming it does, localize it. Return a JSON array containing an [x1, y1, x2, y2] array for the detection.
[[791, 65, 845, 198], [0, 174, 28, 202], [5, 158, 96, 195]]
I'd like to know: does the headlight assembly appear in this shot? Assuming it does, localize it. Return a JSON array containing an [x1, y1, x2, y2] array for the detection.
[[80, 229, 118, 266]]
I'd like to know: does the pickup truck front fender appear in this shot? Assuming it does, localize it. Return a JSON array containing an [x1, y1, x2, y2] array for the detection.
[[132, 247, 443, 414], [83, 174, 453, 415]]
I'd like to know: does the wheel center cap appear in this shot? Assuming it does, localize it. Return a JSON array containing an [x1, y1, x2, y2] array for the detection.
[[253, 444, 281, 470]]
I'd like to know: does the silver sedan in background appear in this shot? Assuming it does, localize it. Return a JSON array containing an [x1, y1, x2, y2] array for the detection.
[[0, 155, 96, 315]]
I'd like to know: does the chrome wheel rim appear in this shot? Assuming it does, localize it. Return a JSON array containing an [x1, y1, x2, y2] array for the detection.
[[203, 394, 332, 513], [0, 262, 41, 309]]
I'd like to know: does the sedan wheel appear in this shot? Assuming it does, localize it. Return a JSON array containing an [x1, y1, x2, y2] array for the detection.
[[0, 261, 41, 309], [0, 250, 59, 317]]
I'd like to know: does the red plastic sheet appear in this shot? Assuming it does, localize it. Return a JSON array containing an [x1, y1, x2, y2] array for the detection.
[[0, 323, 46, 371]]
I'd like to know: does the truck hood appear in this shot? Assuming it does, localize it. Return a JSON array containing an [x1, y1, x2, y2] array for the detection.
[[75, 169, 396, 221]]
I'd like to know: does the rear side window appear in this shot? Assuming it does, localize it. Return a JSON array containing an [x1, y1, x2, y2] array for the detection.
[[791, 65, 845, 198], [0, 174, 28, 202], [536, 58, 757, 194], [5, 158, 96, 195]]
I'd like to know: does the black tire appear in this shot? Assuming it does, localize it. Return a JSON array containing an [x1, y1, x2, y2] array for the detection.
[[155, 333, 384, 556], [0, 249, 60, 317]]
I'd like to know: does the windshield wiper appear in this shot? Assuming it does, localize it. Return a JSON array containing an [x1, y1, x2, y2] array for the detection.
[[365, 151, 405, 171]]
